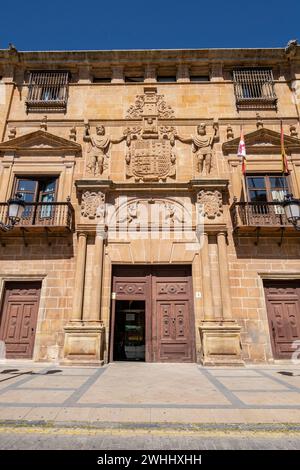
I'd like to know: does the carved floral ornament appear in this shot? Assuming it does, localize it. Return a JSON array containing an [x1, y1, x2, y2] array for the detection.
[[197, 190, 223, 220], [81, 191, 105, 221]]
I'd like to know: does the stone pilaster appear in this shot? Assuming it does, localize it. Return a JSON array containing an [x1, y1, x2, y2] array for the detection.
[[200, 232, 214, 320], [71, 232, 87, 321], [111, 66, 124, 83], [199, 229, 243, 366], [62, 231, 104, 365], [217, 231, 232, 320], [177, 64, 190, 83], [144, 65, 156, 83]]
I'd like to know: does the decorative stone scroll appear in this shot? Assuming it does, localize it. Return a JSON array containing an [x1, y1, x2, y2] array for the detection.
[[197, 190, 223, 220], [81, 191, 105, 221]]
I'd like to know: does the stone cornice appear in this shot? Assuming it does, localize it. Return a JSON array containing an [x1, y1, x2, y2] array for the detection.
[[74, 179, 229, 194], [1, 46, 299, 68]]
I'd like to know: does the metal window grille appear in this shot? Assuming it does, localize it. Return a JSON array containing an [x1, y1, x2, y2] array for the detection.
[[233, 69, 277, 109], [26, 71, 69, 112]]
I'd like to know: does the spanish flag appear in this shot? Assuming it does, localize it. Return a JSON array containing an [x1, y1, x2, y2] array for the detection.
[[281, 122, 289, 174], [237, 127, 246, 174]]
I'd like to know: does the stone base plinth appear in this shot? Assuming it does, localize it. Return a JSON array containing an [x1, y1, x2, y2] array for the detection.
[[199, 321, 244, 366], [61, 322, 105, 366]]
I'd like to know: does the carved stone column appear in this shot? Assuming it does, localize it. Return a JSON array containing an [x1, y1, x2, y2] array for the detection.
[[87, 228, 106, 322], [200, 232, 214, 320], [194, 184, 243, 365], [71, 232, 87, 321], [217, 231, 232, 320], [62, 189, 107, 365]]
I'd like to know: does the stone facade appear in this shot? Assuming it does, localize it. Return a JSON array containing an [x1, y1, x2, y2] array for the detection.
[[0, 44, 300, 365]]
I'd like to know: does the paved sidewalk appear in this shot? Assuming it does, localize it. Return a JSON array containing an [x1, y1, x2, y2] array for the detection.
[[0, 362, 300, 425]]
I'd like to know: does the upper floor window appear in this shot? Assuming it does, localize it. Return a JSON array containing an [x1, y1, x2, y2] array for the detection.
[[157, 75, 177, 83], [26, 71, 69, 112], [233, 68, 277, 110], [14, 177, 58, 222], [190, 75, 210, 82], [246, 175, 289, 203], [124, 76, 144, 83]]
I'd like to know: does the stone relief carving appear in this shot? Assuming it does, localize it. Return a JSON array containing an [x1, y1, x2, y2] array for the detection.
[[197, 190, 223, 220], [81, 191, 105, 221], [124, 88, 176, 182], [126, 88, 174, 119], [164, 202, 184, 224], [83, 124, 126, 176], [175, 122, 219, 175]]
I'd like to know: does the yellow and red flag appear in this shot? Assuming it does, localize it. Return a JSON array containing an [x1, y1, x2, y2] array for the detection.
[[281, 122, 289, 174], [237, 127, 246, 174]]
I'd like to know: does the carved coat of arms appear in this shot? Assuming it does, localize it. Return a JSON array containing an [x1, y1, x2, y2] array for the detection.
[[125, 88, 176, 182]]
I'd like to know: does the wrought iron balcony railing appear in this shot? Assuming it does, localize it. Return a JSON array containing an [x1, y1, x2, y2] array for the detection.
[[230, 201, 292, 231], [0, 201, 74, 232]]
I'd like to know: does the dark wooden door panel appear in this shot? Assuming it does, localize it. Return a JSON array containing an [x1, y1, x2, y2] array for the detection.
[[0, 282, 41, 359], [157, 300, 192, 362], [264, 281, 300, 359]]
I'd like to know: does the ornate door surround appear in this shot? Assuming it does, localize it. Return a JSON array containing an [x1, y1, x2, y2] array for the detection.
[[110, 265, 195, 363]]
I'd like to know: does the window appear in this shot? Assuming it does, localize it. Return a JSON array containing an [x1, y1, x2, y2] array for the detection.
[[190, 75, 210, 82], [15, 177, 57, 222], [157, 76, 177, 83], [26, 71, 69, 112], [93, 77, 111, 83], [246, 174, 289, 214], [233, 68, 277, 109], [124, 76, 144, 83]]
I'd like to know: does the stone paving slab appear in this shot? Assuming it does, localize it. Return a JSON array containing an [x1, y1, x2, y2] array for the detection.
[[0, 362, 300, 426]]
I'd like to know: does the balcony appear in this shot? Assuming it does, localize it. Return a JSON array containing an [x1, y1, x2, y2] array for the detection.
[[0, 201, 74, 237], [25, 71, 69, 113], [230, 201, 298, 241], [233, 69, 277, 110]]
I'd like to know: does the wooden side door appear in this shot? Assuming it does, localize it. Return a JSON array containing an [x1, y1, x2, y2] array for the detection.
[[264, 280, 300, 359], [0, 281, 41, 358]]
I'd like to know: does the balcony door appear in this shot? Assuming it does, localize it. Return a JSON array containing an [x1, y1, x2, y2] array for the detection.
[[14, 177, 57, 225], [246, 174, 289, 224]]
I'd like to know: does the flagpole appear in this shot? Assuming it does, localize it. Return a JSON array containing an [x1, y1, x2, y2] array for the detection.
[[239, 125, 248, 202]]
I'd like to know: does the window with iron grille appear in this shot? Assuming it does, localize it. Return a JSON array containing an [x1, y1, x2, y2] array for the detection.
[[233, 69, 277, 109], [26, 71, 69, 112]]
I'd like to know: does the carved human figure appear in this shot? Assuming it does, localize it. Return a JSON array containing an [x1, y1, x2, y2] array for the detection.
[[176, 122, 219, 175], [84, 124, 126, 175]]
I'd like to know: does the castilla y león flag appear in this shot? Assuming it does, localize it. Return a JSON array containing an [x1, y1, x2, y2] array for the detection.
[[237, 128, 246, 174]]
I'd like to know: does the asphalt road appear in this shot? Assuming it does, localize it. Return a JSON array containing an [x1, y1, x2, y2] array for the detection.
[[0, 427, 300, 450]]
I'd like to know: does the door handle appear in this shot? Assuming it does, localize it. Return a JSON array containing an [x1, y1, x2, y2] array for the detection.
[[271, 321, 276, 338]]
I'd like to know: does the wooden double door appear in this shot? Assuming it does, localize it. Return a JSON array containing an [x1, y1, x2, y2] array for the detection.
[[264, 280, 300, 359], [0, 282, 41, 359], [111, 265, 195, 363]]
